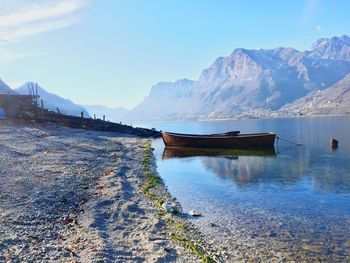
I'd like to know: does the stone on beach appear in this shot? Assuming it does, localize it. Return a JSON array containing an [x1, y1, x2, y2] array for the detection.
[[162, 202, 178, 213], [0, 122, 200, 262], [188, 210, 201, 217]]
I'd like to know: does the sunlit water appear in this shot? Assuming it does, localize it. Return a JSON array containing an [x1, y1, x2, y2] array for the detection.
[[142, 116, 350, 261]]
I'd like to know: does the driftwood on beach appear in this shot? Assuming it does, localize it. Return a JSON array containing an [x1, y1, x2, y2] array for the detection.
[[0, 94, 160, 138]]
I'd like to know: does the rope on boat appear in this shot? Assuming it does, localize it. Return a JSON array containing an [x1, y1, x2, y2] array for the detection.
[[276, 135, 302, 146]]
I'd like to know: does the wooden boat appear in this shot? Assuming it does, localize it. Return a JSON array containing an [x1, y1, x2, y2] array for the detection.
[[161, 131, 276, 149]]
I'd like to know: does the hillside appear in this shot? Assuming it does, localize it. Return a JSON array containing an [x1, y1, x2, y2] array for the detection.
[[128, 35, 350, 121], [126, 79, 196, 121], [279, 73, 350, 116], [0, 79, 17, 94], [15, 82, 90, 117]]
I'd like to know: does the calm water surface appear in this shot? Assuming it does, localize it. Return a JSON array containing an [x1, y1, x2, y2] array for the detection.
[[143, 116, 350, 261]]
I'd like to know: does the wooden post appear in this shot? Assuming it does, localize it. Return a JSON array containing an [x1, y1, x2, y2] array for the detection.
[[81, 111, 84, 127], [35, 83, 38, 105], [103, 115, 105, 121], [41, 100, 44, 120], [56, 107, 61, 115], [94, 114, 96, 120]]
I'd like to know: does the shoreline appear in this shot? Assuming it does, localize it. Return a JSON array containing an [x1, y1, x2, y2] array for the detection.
[[0, 122, 220, 262], [137, 113, 350, 125], [142, 140, 223, 262]]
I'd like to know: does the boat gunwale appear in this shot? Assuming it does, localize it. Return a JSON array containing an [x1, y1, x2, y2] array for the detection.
[[161, 131, 276, 139]]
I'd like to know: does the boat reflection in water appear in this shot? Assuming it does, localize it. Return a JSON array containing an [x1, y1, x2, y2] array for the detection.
[[162, 146, 278, 186], [162, 146, 276, 160], [161, 144, 350, 191], [162, 146, 295, 186]]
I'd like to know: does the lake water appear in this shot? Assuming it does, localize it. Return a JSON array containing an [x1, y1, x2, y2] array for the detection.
[[143, 116, 350, 261]]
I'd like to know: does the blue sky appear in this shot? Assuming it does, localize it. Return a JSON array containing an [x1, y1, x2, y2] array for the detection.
[[0, 0, 349, 109]]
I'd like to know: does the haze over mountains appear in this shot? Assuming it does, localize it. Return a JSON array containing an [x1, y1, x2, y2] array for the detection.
[[0, 81, 90, 117], [15, 82, 90, 117], [127, 79, 195, 121], [128, 35, 350, 121], [1, 35, 350, 122], [0, 81, 124, 120], [83, 105, 129, 123]]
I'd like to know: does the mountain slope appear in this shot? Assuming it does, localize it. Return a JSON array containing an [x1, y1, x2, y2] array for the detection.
[[308, 35, 350, 61], [187, 47, 350, 118], [126, 79, 195, 121], [15, 82, 90, 117], [279, 73, 350, 116], [0, 79, 17, 94], [128, 35, 350, 121]]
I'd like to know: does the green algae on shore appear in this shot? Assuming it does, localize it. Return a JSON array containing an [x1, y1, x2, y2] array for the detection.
[[141, 139, 218, 263], [142, 140, 166, 208]]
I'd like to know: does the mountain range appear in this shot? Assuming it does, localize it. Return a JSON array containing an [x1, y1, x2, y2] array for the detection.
[[0, 81, 128, 120], [1, 35, 350, 122], [15, 82, 90, 117], [127, 35, 350, 121], [0, 81, 90, 117]]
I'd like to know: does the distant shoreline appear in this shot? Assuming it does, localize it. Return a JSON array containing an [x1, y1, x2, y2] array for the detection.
[[136, 113, 350, 126]]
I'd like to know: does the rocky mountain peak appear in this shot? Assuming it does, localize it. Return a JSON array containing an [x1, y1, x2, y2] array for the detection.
[[309, 35, 350, 61], [231, 48, 250, 56], [198, 48, 263, 85], [149, 78, 195, 98], [128, 35, 350, 121], [312, 35, 350, 49]]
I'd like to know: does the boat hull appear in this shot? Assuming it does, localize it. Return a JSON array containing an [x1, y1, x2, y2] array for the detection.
[[161, 131, 276, 149]]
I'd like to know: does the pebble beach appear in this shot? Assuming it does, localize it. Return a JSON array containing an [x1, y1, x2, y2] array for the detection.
[[0, 122, 217, 262]]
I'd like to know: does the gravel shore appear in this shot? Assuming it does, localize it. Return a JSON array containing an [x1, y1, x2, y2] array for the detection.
[[0, 122, 205, 262]]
